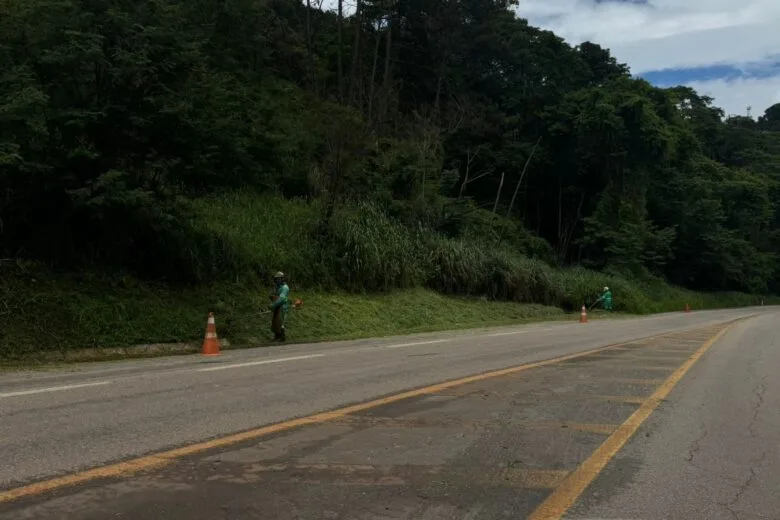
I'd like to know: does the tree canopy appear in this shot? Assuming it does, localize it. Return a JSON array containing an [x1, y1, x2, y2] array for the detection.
[[2, 0, 780, 294]]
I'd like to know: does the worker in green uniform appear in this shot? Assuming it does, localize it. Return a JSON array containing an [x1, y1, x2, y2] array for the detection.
[[269, 271, 290, 342], [597, 286, 613, 311]]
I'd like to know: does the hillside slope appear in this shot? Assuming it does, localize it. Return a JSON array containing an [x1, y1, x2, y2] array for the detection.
[[1, 0, 779, 358]]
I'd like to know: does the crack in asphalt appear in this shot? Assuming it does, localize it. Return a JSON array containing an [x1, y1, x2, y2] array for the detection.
[[684, 414, 708, 466], [718, 464, 761, 520], [747, 375, 768, 438], [683, 441, 706, 472], [715, 372, 769, 519]]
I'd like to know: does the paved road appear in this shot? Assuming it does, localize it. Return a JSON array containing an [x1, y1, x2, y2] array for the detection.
[[0, 307, 777, 519], [569, 311, 780, 520]]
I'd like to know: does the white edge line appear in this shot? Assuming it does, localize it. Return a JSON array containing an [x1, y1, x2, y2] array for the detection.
[[384, 339, 449, 349], [0, 381, 111, 399], [196, 353, 326, 372], [486, 327, 561, 337]]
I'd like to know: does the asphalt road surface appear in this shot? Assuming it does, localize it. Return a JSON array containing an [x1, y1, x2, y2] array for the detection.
[[1, 307, 778, 519]]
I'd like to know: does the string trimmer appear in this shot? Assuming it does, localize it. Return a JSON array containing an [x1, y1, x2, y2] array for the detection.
[[259, 298, 304, 315]]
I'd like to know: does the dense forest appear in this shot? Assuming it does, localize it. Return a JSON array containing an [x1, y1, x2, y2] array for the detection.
[[3, 0, 780, 308]]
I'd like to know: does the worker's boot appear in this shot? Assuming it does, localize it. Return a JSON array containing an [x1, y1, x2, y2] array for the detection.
[[279, 328, 286, 342]]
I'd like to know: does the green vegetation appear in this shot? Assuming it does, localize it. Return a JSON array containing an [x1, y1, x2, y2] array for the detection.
[[2, 0, 779, 358], [1, 195, 767, 360], [1, 262, 567, 360], [1, 256, 766, 361]]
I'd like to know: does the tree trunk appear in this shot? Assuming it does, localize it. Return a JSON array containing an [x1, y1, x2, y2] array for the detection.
[[506, 136, 541, 218], [492, 172, 505, 215], [557, 177, 563, 244], [305, 0, 314, 91], [382, 9, 392, 89], [379, 3, 393, 125], [348, 0, 362, 106], [558, 192, 586, 264], [367, 26, 382, 122], [458, 146, 480, 199], [322, 148, 343, 230], [433, 50, 448, 123], [498, 137, 540, 246], [337, 0, 344, 101]]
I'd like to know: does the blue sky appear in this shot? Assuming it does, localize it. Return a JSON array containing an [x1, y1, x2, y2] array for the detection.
[[520, 0, 780, 118]]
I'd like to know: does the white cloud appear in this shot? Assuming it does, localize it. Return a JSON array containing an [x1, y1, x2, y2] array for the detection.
[[519, 0, 780, 113], [687, 75, 780, 118], [610, 22, 780, 73], [519, 0, 780, 71]]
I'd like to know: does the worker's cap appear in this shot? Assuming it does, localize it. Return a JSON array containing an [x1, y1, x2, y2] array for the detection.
[[603, 286, 609, 291], [274, 271, 285, 278]]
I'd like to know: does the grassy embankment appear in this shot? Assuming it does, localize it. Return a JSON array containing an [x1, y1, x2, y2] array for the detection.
[[0, 193, 767, 362]]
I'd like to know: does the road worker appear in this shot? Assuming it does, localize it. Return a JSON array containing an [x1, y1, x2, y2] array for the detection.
[[270, 271, 290, 341], [596, 286, 613, 311]]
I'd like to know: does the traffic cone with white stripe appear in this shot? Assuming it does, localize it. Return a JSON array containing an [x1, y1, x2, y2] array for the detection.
[[202, 312, 221, 356], [580, 305, 588, 323]]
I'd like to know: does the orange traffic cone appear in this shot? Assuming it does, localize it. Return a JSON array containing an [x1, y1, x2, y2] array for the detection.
[[202, 312, 221, 356], [580, 305, 588, 323], [684, 303, 690, 313]]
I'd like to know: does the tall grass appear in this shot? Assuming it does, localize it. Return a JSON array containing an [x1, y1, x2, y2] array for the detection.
[[188, 192, 767, 313], [325, 203, 426, 291], [190, 192, 323, 285]]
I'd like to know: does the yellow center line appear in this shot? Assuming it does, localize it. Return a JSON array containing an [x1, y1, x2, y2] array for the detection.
[[594, 395, 647, 405], [527, 321, 737, 520], [554, 362, 676, 372], [598, 378, 666, 385], [589, 354, 690, 361], [0, 323, 737, 505], [484, 469, 571, 489], [522, 422, 619, 435]]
